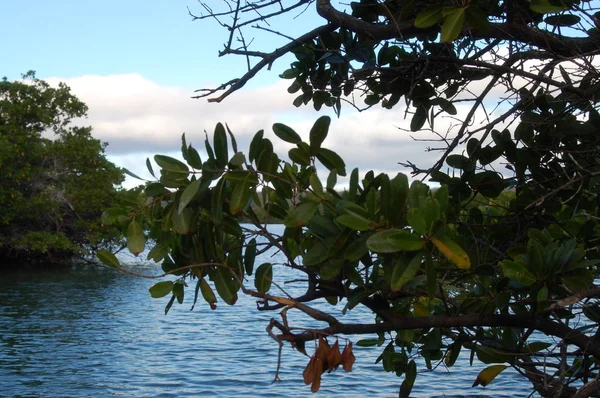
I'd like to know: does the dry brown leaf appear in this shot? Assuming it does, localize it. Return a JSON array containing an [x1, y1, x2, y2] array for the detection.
[[303, 356, 316, 385], [326, 340, 343, 372], [311, 358, 323, 393], [341, 342, 356, 372]]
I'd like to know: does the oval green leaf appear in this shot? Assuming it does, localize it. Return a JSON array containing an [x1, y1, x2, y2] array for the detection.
[[255, 262, 273, 293], [97, 249, 120, 268], [126, 221, 146, 256], [149, 281, 174, 298], [273, 123, 302, 144], [367, 229, 425, 253]]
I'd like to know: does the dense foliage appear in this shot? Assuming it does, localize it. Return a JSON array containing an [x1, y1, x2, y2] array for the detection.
[[0, 72, 125, 264], [102, 1, 600, 397]]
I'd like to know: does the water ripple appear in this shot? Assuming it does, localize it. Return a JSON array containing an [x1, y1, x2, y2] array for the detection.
[[1, 255, 534, 397]]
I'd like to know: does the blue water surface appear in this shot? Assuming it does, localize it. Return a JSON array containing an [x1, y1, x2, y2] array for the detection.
[[0, 227, 533, 397]]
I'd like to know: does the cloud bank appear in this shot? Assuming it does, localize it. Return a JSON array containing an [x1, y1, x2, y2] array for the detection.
[[47, 73, 504, 187]]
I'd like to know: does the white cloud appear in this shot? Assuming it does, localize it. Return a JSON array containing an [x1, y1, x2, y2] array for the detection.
[[46, 73, 518, 188]]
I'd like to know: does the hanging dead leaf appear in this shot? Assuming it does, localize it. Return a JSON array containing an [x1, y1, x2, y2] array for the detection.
[[341, 342, 356, 372], [311, 358, 324, 393], [315, 337, 332, 369], [326, 340, 343, 372], [303, 356, 316, 385]]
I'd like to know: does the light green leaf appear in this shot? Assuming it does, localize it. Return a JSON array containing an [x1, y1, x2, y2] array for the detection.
[[336, 213, 372, 231], [154, 155, 189, 174], [172, 208, 193, 234], [97, 249, 120, 268], [178, 179, 201, 214], [147, 244, 168, 263], [126, 221, 146, 256], [367, 229, 424, 253], [472, 365, 508, 387], [441, 7, 466, 43], [149, 281, 174, 298], [200, 278, 217, 309], [414, 5, 443, 28], [500, 260, 536, 286], [391, 251, 424, 292], [283, 202, 318, 228]]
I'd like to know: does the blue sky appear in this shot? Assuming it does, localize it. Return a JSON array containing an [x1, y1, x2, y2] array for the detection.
[[1, 1, 484, 187], [2, 0, 313, 88]]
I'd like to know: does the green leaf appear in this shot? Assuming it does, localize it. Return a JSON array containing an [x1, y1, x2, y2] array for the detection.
[[288, 147, 311, 166], [445, 340, 461, 367], [187, 146, 203, 169], [146, 157, 156, 178], [212, 266, 238, 305], [273, 123, 302, 144], [431, 233, 471, 269], [147, 244, 168, 263], [154, 155, 189, 174], [309, 116, 331, 155], [149, 281, 174, 298], [441, 8, 466, 43], [356, 339, 381, 347], [248, 130, 264, 163], [407, 208, 428, 235], [522, 342, 552, 354], [472, 365, 508, 387], [230, 175, 253, 215], [178, 179, 201, 214], [470, 171, 505, 198], [425, 251, 436, 297], [254, 262, 273, 293], [326, 169, 337, 190], [336, 213, 372, 231], [283, 202, 318, 228], [303, 240, 331, 266], [446, 154, 469, 169], [410, 105, 428, 131], [172, 208, 193, 234], [211, 179, 225, 224], [97, 249, 120, 268], [530, 0, 568, 14], [391, 251, 424, 292], [228, 152, 245, 167], [126, 221, 146, 256], [500, 260, 536, 286], [317, 147, 346, 176], [537, 285, 548, 303], [414, 5, 443, 28], [214, 123, 229, 169], [399, 360, 417, 398], [123, 168, 146, 181], [367, 229, 425, 253], [309, 172, 323, 196], [545, 14, 580, 27], [200, 278, 217, 310]]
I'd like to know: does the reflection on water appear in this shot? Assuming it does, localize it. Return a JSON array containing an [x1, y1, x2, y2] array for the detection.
[[0, 235, 532, 397]]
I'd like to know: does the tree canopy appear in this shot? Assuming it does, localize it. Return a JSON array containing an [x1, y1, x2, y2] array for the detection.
[[0, 72, 126, 264], [102, 1, 600, 397]]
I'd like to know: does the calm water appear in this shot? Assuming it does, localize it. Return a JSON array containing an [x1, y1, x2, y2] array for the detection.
[[0, 227, 532, 397]]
